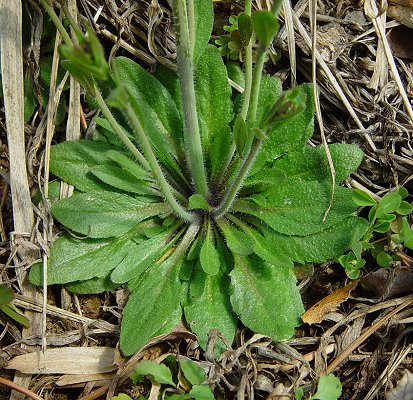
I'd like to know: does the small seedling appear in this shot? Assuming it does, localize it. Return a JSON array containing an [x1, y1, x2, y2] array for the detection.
[[338, 187, 413, 278], [126, 357, 214, 400]]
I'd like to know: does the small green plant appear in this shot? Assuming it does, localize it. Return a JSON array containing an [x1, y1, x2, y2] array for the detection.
[[114, 357, 214, 400], [338, 188, 413, 278], [295, 374, 342, 400], [30, 0, 368, 356], [0, 285, 30, 327]]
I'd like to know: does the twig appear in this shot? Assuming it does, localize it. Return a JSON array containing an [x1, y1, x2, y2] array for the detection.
[[0, 376, 45, 400]]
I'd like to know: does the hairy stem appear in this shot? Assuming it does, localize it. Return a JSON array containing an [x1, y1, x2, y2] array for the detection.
[[214, 139, 262, 219], [173, 0, 209, 198], [240, 0, 253, 120], [39, 0, 72, 46], [122, 98, 196, 222], [94, 88, 150, 170], [215, 0, 253, 186], [247, 45, 267, 127]]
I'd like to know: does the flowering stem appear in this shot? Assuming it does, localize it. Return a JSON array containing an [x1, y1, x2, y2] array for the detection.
[[173, 0, 209, 198]]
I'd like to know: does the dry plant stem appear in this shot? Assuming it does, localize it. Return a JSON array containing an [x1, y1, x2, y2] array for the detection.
[[0, 0, 34, 233], [173, 0, 209, 198], [0, 377, 45, 400], [309, 0, 335, 221], [291, 11, 377, 153], [327, 295, 413, 373], [77, 384, 109, 400]]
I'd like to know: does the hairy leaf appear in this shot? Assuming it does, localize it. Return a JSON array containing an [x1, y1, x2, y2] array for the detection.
[[185, 269, 237, 353], [253, 83, 314, 172], [195, 45, 233, 166], [263, 217, 369, 263], [114, 57, 184, 171], [120, 256, 183, 356], [90, 164, 158, 195], [29, 234, 134, 285], [50, 140, 123, 191], [193, 0, 214, 64], [111, 227, 179, 283], [52, 190, 170, 238], [217, 219, 254, 255], [230, 255, 304, 341], [246, 144, 364, 188], [235, 182, 357, 236], [65, 274, 120, 294], [199, 232, 220, 276]]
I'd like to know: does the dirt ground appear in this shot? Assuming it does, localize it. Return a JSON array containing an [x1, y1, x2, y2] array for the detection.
[[0, 0, 412, 399]]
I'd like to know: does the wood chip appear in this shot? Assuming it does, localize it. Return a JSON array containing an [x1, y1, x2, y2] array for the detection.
[[6, 347, 117, 374], [302, 280, 359, 324]]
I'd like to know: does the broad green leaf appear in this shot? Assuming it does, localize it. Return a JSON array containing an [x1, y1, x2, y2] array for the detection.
[[396, 200, 413, 215], [253, 83, 314, 172], [52, 190, 170, 238], [66, 274, 120, 294], [230, 255, 304, 341], [396, 186, 409, 199], [111, 227, 179, 283], [114, 57, 184, 171], [90, 164, 158, 196], [235, 182, 357, 236], [29, 234, 134, 285], [252, 11, 279, 48], [153, 65, 183, 116], [226, 62, 245, 89], [264, 217, 368, 263], [195, 45, 233, 166], [0, 285, 13, 306], [200, 233, 220, 276], [397, 200, 413, 215], [238, 12, 253, 47], [352, 189, 377, 207], [376, 251, 393, 268], [312, 374, 342, 400], [184, 270, 237, 353], [217, 219, 254, 255], [179, 359, 206, 386], [246, 144, 364, 188], [135, 360, 175, 386], [376, 192, 401, 218], [120, 256, 183, 356], [193, 0, 214, 65], [188, 385, 215, 400], [50, 140, 124, 192], [210, 126, 232, 181]]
